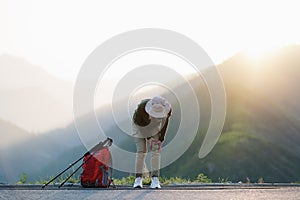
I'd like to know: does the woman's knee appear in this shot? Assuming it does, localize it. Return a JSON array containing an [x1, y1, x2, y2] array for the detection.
[[151, 143, 160, 153], [135, 137, 147, 153]]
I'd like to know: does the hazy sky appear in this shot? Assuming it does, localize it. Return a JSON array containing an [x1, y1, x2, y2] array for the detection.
[[1, 0, 300, 80]]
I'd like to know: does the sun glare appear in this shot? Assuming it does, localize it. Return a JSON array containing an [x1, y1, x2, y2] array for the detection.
[[243, 46, 275, 60]]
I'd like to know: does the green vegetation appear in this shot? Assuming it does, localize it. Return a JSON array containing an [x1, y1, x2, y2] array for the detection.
[[218, 177, 230, 183], [160, 177, 191, 185], [108, 173, 212, 185], [194, 173, 212, 183], [34, 178, 49, 185], [21, 174, 80, 185], [112, 175, 135, 185], [17, 173, 212, 185], [17, 172, 27, 184]]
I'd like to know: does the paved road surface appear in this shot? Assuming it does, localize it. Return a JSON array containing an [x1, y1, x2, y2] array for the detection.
[[0, 185, 299, 200]]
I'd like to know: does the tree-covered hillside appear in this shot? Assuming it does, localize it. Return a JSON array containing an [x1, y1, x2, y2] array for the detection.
[[162, 46, 300, 182], [1, 46, 300, 184]]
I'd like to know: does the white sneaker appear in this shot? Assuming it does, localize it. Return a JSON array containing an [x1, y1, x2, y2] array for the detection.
[[133, 177, 143, 188], [150, 177, 161, 189]]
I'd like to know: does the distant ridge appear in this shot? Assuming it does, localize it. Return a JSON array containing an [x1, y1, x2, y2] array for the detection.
[[0, 118, 32, 149], [0, 54, 73, 132], [1, 46, 300, 183]]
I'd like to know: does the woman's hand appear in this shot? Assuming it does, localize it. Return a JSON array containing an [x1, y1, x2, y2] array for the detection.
[[149, 138, 162, 153]]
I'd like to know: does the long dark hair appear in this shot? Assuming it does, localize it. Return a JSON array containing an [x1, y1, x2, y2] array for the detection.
[[133, 99, 151, 127]]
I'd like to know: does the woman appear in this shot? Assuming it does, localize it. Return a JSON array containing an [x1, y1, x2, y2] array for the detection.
[[132, 96, 172, 189]]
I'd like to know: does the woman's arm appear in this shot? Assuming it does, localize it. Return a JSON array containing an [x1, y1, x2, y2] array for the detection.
[[158, 109, 172, 142]]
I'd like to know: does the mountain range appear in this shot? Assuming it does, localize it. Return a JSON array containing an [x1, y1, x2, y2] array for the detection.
[[0, 119, 31, 150], [0, 46, 300, 183], [162, 46, 300, 182], [0, 54, 73, 132]]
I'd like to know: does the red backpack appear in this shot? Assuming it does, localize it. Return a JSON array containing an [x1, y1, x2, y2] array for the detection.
[[80, 146, 113, 188]]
